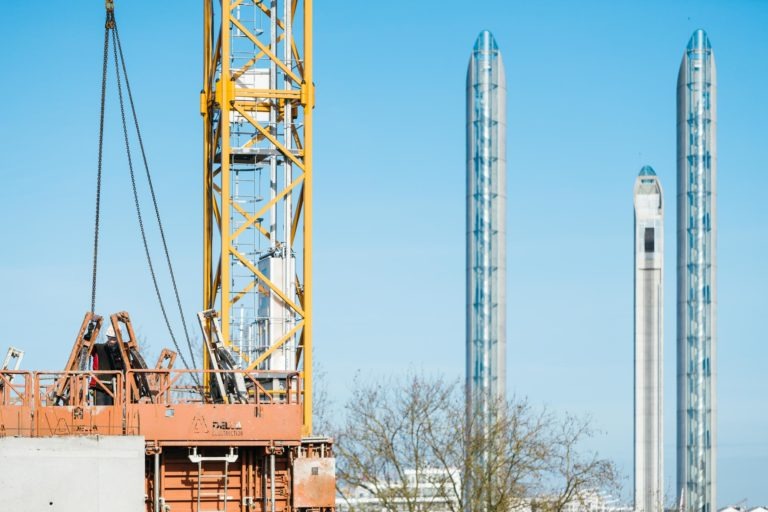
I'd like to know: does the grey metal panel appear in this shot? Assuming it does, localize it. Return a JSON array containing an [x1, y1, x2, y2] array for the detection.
[[0, 436, 145, 511]]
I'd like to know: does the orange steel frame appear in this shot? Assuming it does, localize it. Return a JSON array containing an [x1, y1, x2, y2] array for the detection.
[[1, 369, 301, 442], [0, 363, 334, 511]]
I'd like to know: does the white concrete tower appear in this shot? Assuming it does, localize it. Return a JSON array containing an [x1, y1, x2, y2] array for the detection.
[[634, 166, 664, 512]]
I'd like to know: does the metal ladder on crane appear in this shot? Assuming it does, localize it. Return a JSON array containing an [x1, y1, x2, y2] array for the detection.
[[188, 447, 239, 512]]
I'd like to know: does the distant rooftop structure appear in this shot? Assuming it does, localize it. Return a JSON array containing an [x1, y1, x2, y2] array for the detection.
[[556, 490, 630, 512], [337, 468, 461, 512], [337, 474, 628, 512], [718, 506, 768, 512]]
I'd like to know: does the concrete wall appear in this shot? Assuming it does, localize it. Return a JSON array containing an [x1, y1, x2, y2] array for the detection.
[[0, 436, 144, 511]]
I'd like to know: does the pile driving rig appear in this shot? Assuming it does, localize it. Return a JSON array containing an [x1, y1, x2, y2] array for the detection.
[[0, 1, 333, 511]]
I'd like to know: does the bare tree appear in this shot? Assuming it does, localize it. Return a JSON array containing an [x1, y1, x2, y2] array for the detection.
[[335, 373, 460, 512], [334, 373, 619, 512], [530, 415, 620, 512], [460, 398, 553, 512], [313, 358, 333, 435]]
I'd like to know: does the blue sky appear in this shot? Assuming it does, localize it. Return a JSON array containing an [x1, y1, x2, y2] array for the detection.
[[1, 0, 766, 505]]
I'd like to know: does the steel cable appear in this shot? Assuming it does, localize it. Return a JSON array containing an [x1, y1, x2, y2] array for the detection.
[[109, 26, 198, 382], [90, 14, 112, 314], [113, 23, 199, 371]]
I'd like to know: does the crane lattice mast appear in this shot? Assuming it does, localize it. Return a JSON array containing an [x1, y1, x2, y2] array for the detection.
[[202, 0, 314, 435]]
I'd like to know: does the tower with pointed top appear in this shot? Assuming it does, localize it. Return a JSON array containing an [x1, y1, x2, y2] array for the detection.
[[467, 29, 506, 430], [677, 29, 717, 512], [634, 166, 664, 512]]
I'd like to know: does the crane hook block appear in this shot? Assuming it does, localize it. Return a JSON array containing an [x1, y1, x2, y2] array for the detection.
[[105, 0, 115, 29], [84, 321, 96, 342]]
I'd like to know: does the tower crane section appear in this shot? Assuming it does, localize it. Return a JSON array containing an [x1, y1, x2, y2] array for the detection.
[[202, 0, 315, 435]]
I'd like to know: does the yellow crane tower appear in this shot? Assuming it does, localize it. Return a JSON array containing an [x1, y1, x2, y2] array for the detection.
[[202, 0, 315, 435]]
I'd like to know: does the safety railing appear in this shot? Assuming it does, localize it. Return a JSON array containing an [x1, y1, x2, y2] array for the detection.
[[126, 369, 304, 443], [36, 371, 124, 407], [126, 369, 302, 406], [0, 371, 31, 406], [0, 370, 304, 441], [0, 371, 33, 436], [35, 371, 125, 436]]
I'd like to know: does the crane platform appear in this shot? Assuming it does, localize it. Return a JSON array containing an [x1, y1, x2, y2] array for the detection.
[[0, 365, 334, 511]]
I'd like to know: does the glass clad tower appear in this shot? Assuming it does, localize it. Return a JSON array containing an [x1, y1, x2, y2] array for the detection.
[[467, 29, 506, 428], [677, 29, 717, 512]]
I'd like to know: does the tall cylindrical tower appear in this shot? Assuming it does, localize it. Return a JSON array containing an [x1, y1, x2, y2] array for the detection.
[[634, 166, 664, 512], [677, 29, 717, 512], [466, 29, 506, 436]]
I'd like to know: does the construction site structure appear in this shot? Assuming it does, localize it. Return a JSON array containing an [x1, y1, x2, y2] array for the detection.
[[2, 346, 23, 372], [202, 0, 315, 435], [0, 2, 335, 511]]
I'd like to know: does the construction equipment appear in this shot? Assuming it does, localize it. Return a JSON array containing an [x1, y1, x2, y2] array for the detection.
[[0, 1, 334, 511], [0, 346, 23, 391], [202, 0, 316, 437], [1, 347, 23, 372], [51, 312, 103, 403], [148, 348, 177, 396], [51, 311, 152, 405], [198, 309, 249, 404], [154, 349, 177, 372]]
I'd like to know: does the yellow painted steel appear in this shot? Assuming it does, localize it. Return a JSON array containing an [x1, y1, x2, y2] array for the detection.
[[203, 0, 314, 435], [303, 0, 314, 437], [245, 321, 305, 371], [202, 0, 212, 385]]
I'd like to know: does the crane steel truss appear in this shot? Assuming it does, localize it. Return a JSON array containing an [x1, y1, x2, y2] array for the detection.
[[203, 0, 314, 435]]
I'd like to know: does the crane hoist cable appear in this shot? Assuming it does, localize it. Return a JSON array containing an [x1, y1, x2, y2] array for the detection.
[[90, 5, 199, 377], [90, 15, 109, 315]]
